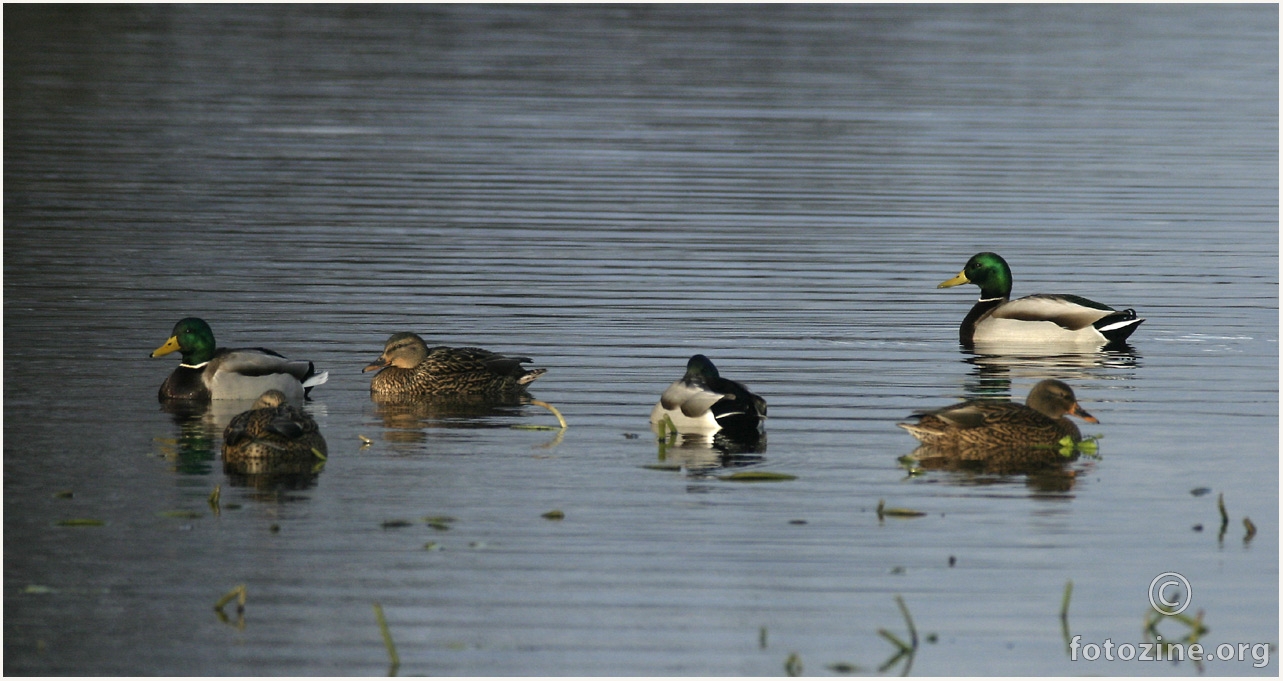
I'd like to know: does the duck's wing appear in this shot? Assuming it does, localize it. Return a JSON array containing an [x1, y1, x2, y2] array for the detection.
[[658, 379, 728, 417], [988, 294, 1118, 331], [911, 400, 1028, 430], [214, 348, 317, 381], [427, 346, 533, 377]]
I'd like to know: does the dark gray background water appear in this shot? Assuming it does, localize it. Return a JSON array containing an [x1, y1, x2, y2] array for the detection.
[[4, 5, 1277, 676]]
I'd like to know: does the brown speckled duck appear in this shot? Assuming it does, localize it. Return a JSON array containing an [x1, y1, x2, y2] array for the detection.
[[898, 379, 1098, 451], [363, 332, 546, 398], [222, 390, 327, 468]]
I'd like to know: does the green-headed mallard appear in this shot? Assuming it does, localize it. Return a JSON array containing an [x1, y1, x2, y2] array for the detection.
[[649, 354, 767, 435], [363, 332, 546, 397], [938, 252, 1143, 347], [898, 379, 1098, 450], [151, 317, 328, 403], [222, 389, 327, 468]]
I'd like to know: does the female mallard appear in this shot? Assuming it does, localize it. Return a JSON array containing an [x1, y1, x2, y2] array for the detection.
[[222, 389, 327, 467], [898, 379, 1098, 451], [938, 252, 1143, 347], [363, 332, 546, 397], [650, 354, 767, 435], [151, 317, 328, 403]]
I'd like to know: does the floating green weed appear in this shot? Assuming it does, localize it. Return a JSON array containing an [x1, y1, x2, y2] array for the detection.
[[541, 509, 565, 520], [876, 500, 926, 519], [56, 518, 105, 527], [381, 519, 414, 529], [784, 652, 803, 676], [158, 510, 203, 519], [718, 471, 797, 482]]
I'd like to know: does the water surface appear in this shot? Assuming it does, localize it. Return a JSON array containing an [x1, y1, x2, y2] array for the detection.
[[4, 5, 1277, 675]]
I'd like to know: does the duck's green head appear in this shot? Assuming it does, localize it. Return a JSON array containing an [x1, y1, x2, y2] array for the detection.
[[938, 252, 1013, 300], [684, 354, 720, 381], [151, 317, 216, 365]]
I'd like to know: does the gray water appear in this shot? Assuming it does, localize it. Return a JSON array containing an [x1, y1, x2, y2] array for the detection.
[[4, 5, 1277, 676]]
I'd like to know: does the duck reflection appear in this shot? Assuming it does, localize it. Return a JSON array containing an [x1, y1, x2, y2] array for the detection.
[[903, 444, 1086, 494], [155, 402, 221, 476], [221, 390, 327, 493], [653, 425, 767, 474], [368, 392, 534, 443], [962, 344, 1140, 400]]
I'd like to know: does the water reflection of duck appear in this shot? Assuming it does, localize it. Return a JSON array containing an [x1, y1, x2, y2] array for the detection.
[[905, 446, 1083, 493], [363, 332, 546, 397], [222, 390, 327, 481], [938, 252, 1143, 348], [369, 392, 530, 433], [151, 317, 328, 404], [653, 429, 767, 474], [649, 354, 766, 436], [898, 379, 1097, 451]]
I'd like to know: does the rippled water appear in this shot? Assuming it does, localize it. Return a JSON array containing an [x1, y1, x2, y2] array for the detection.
[[5, 5, 1277, 676]]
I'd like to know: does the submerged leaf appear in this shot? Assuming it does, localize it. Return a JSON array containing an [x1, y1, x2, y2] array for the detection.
[[876, 499, 926, 519], [541, 510, 565, 520], [158, 510, 203, 519], [718, 471, 797, 482]]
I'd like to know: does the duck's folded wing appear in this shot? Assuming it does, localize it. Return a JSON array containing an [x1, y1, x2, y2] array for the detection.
[[658, 380, 726, 417], [990, 294, 1114, 331], [215, 348, 315, 381], [917, 401, 998, 430]]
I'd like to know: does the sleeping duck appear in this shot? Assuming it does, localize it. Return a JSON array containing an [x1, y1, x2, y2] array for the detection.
[[222, 389, 328, 468], [151, 317, 328, 404], [938, 252, 1143, 347], [650, 354, 767, 435], [363, 332, 546, 397], [898, 379, 1097, 451]]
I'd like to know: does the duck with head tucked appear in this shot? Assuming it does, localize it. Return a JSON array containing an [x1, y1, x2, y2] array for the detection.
[[938, 252, 1143, 348], [151, 317, 328, 404], [650, 354, 767, 436], [898, 379, 1098, 452], [222, 389, 328, 468], [363, 332, 546, 398]]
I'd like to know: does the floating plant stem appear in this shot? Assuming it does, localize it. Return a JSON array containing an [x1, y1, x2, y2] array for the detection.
[[373, 602, 400, 671], [214, 584, 246, 613], [208, 485, 221, 514], [1217, 492, 1229, 540], [529, 399, 568, 429], [1060, 580, 1073, 621], [1243, 517, 1257, 542]]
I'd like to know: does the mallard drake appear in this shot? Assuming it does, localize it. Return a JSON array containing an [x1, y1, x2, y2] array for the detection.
[[151, 317, 328, 403], [363, 332, 546, 397], [898, 379, 1098, 451], [222, 389, 327, 467], [938, 252, 1143, 347], [650, 354, 767, 435]]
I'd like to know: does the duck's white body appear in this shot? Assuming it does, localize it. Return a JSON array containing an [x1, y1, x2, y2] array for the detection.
[[649, 355, 766, 436]]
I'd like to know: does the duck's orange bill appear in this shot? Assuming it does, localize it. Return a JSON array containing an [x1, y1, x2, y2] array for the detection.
[[1070, 403, 1099, 423]]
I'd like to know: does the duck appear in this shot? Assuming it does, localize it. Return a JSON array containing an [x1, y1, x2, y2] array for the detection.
[[150, 317, 328, 403], [363, 332, 546, 397], [650, 354, 767, 435], [898, 379, 1098, 451], [938, 252, 1143, 347], [222, 389, 327, 467]]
